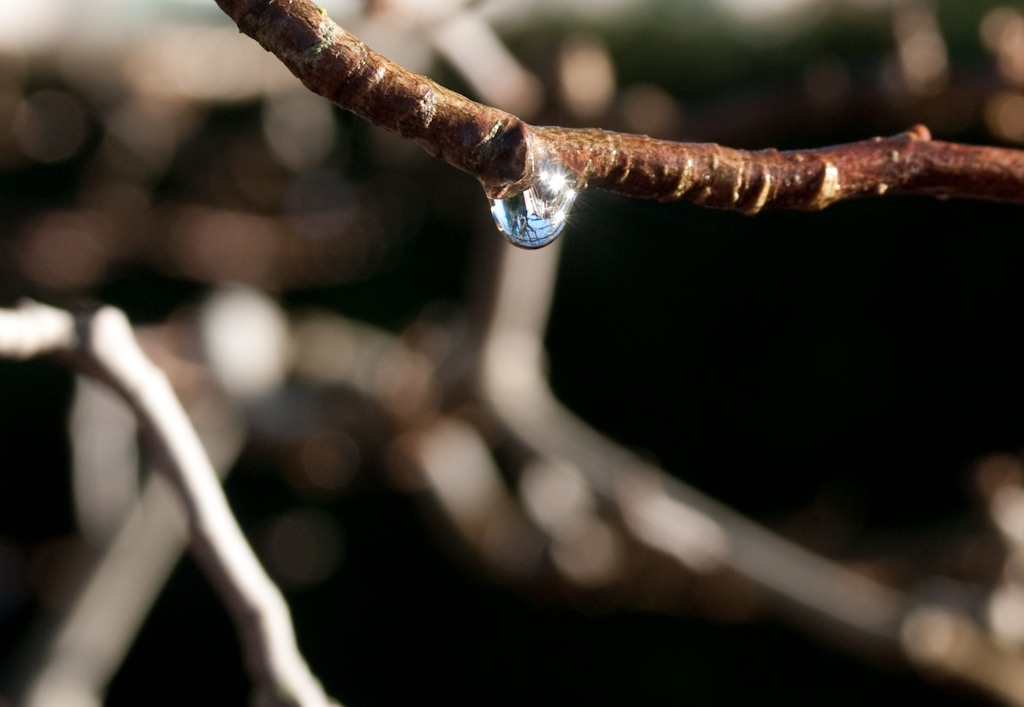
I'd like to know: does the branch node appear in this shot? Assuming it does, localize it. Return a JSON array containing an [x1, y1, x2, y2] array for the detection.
[[809, 161, 841, 210]]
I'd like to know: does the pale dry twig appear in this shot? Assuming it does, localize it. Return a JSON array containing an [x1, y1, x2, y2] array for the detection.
[[0, 301, 334, 707]]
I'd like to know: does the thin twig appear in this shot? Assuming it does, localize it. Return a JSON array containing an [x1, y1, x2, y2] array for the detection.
[[0, 301, 76, 358], [21, 474, 192, 707], [0, 301, 334, 707], [478, 240, 908, 649], [20, 357, 246, 707], [215, 0, 1024, 207]]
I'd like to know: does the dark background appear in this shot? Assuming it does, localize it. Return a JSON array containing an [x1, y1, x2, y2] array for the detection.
[[1, 1, 1022, 704]]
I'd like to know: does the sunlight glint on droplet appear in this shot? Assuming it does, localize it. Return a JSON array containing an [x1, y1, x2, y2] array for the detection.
[[489, 155, 579, 249]]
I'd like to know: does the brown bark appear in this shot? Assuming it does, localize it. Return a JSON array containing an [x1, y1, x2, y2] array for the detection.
[[215, 0, 1024, 210]]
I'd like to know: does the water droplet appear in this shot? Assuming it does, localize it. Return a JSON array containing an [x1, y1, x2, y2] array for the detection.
[[489, 156, 579, 249]]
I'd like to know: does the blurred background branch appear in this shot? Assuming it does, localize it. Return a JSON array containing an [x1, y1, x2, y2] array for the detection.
[[0, 302, 332, 706]]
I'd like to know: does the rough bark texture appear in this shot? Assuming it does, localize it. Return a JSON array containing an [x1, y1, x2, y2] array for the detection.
[[542, 124, 1024, 212], [216, 0, 1024, 209], [214, 0, 532, 196]]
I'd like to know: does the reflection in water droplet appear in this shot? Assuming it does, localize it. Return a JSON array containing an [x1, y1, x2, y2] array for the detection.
[[489, 155, 579, 249]]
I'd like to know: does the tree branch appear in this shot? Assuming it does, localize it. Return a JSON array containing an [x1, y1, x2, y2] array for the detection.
[[215, 0, 1024, 209], [0, 301, 334, 707], [0, 300, 77, 358]]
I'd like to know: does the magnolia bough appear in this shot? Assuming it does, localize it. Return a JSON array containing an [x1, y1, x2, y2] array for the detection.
[[216, 0, 1024, 209]]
